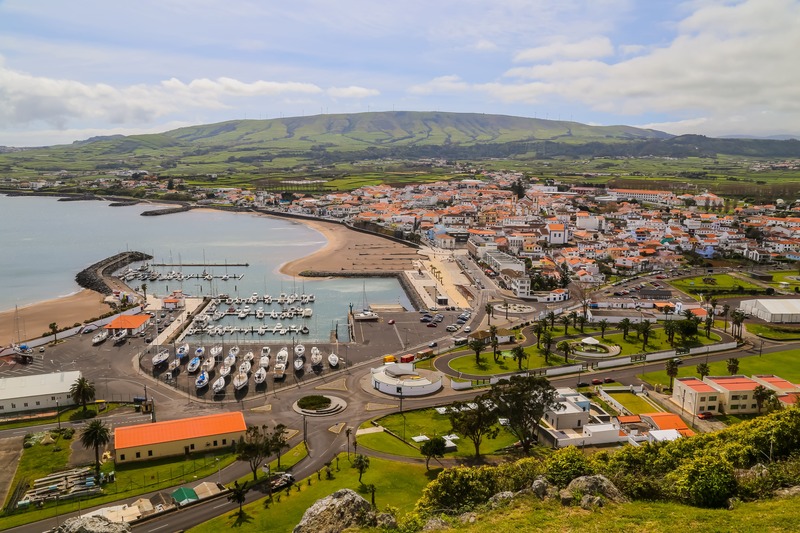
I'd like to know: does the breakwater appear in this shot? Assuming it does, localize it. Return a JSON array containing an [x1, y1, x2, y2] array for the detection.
[[75, 251, 153, 295]]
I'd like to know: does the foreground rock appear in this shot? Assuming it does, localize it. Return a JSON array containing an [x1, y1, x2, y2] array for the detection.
[[54, 516, 131, 533], [560, 475, 627, 507], [293, 489, 377, 533]]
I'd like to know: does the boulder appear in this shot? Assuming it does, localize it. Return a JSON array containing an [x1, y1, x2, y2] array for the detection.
[[423, 516, 451, 531], [488, 491, 515, 509], [375, 512, 398, 529], [459, 512, 477, 524], [566, 475, 627, 503], [775, 485, 800, 498], [559, 488, 574, 506], [580, 494, 604, 510], [293, 489, 376, 533], [54, 516, 131, 533], [531, 476, 551, 499]]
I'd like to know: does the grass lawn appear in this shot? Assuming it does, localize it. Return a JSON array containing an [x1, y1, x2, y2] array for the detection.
[[187, 454, 435, 533], [670, 273, 761, 299], [768, 270, 800, 289], [605, 392, 663, 414], [4, 432, 71, 508], [0, 403, 122, 430], [638, 348, 800, 388], [359, 408, 519, 459], [601, 330, 721, 356], [231, 443, 309, 486], [448, 348, 563, 376], [746, 322, 800, 341]]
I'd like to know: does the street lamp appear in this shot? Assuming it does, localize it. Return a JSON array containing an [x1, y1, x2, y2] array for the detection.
[[56, 400, 61, 430], [215, 458, 221, 484]]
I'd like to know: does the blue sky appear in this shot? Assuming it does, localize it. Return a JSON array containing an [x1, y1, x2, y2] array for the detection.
[[0, 0, 797, 146]]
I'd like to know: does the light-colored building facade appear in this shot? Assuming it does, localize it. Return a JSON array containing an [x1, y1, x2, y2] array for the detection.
[[0, 371, 81, 414]]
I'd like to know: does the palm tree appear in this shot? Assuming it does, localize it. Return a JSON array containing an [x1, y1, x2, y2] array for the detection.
[[665, 358, 681, 390], [532, 323, 542, 349], [489, 325, 499, 362], [546, 311, 556, 330], [345, 427, 353, 459], [485, 303, 494, 325], [541, 331, 554, 364], [639, 320, 653, 351], [710, 298, 718, 317], [557, 340, 572, 363], [468, 338, 485, 365], [511, 345, 527, 370], [352, 454, 370, 484], [704, 316, 714, 338], [598, 319, 608, 339], [70, 376, 96, 411], [141, 283, 148, 306], [49, 322, 59, 343], [696, 362, 710, 379], [730, 310, 745, 340], [80, 420, 111, 478], [683, 309, 695, 321], [752, 385, 775, 414], [721, 304, 730, 332], [227, 480, 249, 515], [663, 320, 677, 345], [560, 315, 570, 335], [568, 311, 579, 330], [726, 357, 740, 376], [576, 315, 587, 333], [619, 318, 632, 339]]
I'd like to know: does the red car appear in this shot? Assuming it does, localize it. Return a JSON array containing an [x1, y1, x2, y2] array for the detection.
[[591, 378, 603, 385], [697, 411, 714, 420], [388, 319, 395, 325], [426, 322, 438, 327]]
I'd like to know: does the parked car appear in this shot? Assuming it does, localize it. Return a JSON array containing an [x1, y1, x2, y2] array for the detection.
[[420, 316, 432, 323], [576, 382, 590, 388], [463, 326, 471, 332], [603, 377, 615, 383], [388, 319, 395, 325], [427, 322, 438, 328], [429, 341, 438, 348], [591, 378, 603, 385], [697, 411, 714, 420], [446, 325, 457, 332]]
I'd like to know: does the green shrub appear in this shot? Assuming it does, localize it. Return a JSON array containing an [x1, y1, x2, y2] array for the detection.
[[297, 395, 332, 410], [545, 446, 592, 488], [667, 453, 736, 508], [416, 465, 499, 514]]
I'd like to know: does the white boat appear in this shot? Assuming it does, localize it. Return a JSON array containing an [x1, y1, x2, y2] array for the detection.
[[259, 353, 270, 368], [294, 344, 306, 357], [303, 308, 313, 317], [92, 330, 109, 345], [228, 345, 240, 359], [195, 370, 209, 388], [152, 349, 170, 366], [195, 346, 206, 358], [202, 356, 215, 372], [233, 371, 249, 390], [353, 310, 379, 321], [256, 307, 265, 319], [219, 363, 232, 377], [243, 351, 255, 364], [168, 359, 180, 371], [212, 376, 226, 393], [310, 347, 323, 367], [273, 361, 286, 380], [238, 309, 248, 319], [261, 346, 271, 358], [293, 356, 304, 372], [112, 330, 128, 344], [210, 345, 223, 358], [176, 343, 190, 359], [224, 351, 236, 367], [253, 366, 267, 384], [239, 360, 252, 374], [187, 356, 201, 373], [328, 352, 339, 368]]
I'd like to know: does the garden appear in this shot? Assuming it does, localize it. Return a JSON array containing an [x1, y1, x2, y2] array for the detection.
[[669, 273, 762, 299]]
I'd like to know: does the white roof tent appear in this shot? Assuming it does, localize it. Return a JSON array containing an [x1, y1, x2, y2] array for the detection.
[[739, 299, 800, 324]]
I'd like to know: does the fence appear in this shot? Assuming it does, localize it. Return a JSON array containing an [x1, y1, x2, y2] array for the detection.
[[596, 356, 632, 369], [546, 364, 584, 377]]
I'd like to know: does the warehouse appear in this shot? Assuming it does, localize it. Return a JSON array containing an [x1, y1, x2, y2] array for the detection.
[[0, 371, 81, 414], [114, 412, 247, 463], [739, 299, 800, 324]]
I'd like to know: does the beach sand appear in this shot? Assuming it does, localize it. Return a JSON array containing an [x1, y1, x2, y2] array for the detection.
[[278, 217, 423, 277], [0, 290, 110, 346]]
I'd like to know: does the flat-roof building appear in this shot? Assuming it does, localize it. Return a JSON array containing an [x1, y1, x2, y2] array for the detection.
[[0, 371, 81, 414]]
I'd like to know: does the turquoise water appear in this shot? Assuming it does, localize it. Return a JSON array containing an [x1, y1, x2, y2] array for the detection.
[[0, 195, 411, 341]]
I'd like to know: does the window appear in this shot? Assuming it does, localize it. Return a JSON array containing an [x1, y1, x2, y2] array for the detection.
[[0, 406, 4, 410], [222, 439, 227, 445], [752, 404, 757, 409], [136, 452, 141, 458], [11, 403, 16, 408], [51, 396, 56, 401], [708, 405, 716, 411], [699, 396, 706, 402], [213, 440, 218, 446], [731, 405, 739, 410], [709, 396, 717, 401], [23, 403, 28, 407], [731, 395, 740, 400], [190, 444, 195, 450], [120, 454, 125, 461], [36, 401, 40, 406], [741, 395, 748, 400], [148, 450, 153, 457], [699, 406, 705, 411]]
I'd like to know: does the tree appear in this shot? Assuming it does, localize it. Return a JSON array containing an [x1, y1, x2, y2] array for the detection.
[[696, 362, 710, 379], [721, 304, 730, 332], [141, 283, 148, 306], [511, 345, 528, 370], [485, 303, 494, 325], [80, 420, 111, 478], [448, 400, 499, 458], [227, 480, 249, 515], [683, 309, 695, 321], [546, 311, 556, 330], [468, 338, 485, 365], [532, 323, 543, 348], [420, 436, 446, 470], [345, 427, 353, 459], [568, 311, 579, 330], [49, 322, 59, 343], [753, 385, 776, 414], [598, 319, 609, 339], [619, 318, 632, 339], [70, 376, 96, 411], [269, 424, 290, 469], [663, 319, 677, 345], [237, 425, 272, 482], [560, 315, 571, 335], [557, 340, 572, 363], [639, 320, 653, 351], [487, 375, 562, 455], [352, 454, 370, 483], [571, 281, 597, 321], [489, 325, 499, 363], [726, 357, 740, 376], [576, 315, 587, 334], [665, 358, 681, 390], [541, 331, 554, 364], [704, 316, 714, 338]]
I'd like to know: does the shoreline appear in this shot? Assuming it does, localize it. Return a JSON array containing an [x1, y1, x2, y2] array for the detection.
[[0, 289, 110, 346]]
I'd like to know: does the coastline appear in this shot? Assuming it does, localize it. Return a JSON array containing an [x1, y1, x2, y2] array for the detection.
[[0, 289, 110, 346]]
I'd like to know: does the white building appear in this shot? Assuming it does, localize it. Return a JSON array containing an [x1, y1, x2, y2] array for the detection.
[[0, 371, 81, 414], [739, 299, 800, 323]]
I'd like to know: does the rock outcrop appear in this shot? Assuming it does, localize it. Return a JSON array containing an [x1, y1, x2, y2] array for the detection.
[[559, 475, 627, 508], [75, 251, 152, 295], [293, 489, 377, 533], [54, 515, 131, 533]]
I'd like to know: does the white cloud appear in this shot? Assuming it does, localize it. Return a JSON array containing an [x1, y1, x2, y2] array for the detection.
[[471, 39, 499, 51], [408, 75, 470, 95], [513, 36, 614, 63], [327, 86, 380, 99]]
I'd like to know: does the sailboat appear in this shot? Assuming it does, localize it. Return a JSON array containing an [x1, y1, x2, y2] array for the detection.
[[187, 356, 201, 373], [310, 346, 323, 367], [92, 330, 109, 345], [233, 371, 249, 390], [212, 375, 226, 393], [195, 370, 209, 388], [352, 281, 379, 321], [328, 352, 339, 368], [253, 366, 268, 384], [176, 343, 190, 360], [259, 346, 271, 368], [152, 349, 170, 366]]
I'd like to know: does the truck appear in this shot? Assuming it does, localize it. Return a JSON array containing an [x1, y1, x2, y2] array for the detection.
[[383, 355, 397, 364], [416, 349, 434, 359], [453, 337, 468, 346], [400, 354, 416, 364]]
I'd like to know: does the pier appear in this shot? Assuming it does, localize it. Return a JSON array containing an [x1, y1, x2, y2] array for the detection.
[[151, 262, 249, 267]]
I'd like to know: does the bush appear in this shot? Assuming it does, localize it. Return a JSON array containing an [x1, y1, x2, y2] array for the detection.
[[667, 453, 736, 508], [545, 446, 592, 488], [297, 395, 332, 410], [416, 465, 499, 514]]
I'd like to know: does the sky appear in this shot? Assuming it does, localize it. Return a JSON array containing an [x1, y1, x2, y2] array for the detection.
[[0, 0, 798, 147]]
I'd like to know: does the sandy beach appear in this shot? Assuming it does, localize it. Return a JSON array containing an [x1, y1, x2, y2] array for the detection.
[[0, 290, 110, 347], [278, 217, 423, 277]]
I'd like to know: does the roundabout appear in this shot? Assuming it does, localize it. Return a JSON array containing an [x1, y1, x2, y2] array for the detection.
[[291, 394, 348, 417]]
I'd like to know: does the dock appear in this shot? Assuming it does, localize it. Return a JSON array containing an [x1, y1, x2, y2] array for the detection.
[[151, 263, 249, 267]]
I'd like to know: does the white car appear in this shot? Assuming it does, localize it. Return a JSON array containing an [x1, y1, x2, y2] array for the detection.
[[464, 326, 471, 333]]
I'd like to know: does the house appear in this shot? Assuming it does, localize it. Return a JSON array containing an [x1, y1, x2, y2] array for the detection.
[[672, 377, 721, 416], [104, 314, 151, 337], [114, 412, 247, 463], [702, 375, 761, 414], [0, 371, 81, 414]]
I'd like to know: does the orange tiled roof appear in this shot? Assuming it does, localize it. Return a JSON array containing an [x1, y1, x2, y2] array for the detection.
[[115, 412, 246, 449], [105, 315, 150, 330], [644, 412, 690, 431]]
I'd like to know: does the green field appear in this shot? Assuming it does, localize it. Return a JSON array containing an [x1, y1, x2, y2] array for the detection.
[[670, 274, 762, 299], [745, 322, 800, 341], [188, 454, 433, 533], [601, 330, 720, 356], [447, 347, 563, 376], [768, 270, 800, 290], [639, 348, 800, 388], [605, 391, 663, 415]]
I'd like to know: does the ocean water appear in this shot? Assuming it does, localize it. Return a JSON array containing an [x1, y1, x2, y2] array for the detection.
[[0, 195, 411, 342]]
